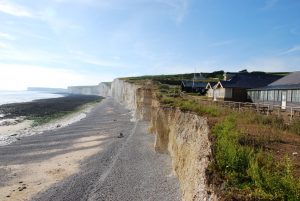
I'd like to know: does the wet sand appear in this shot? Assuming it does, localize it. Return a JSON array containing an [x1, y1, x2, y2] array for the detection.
[[0, 95, 102, 146]]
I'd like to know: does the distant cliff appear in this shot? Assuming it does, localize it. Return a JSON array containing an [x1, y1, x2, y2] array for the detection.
[[27, 87, 68, 93], [68, 82, 111, 97]]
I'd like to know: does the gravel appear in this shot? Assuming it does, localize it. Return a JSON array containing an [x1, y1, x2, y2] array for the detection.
[[0, 98, 181, 201]]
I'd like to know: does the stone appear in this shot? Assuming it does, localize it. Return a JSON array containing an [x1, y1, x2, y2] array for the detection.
[[117, 133, 124, 138]]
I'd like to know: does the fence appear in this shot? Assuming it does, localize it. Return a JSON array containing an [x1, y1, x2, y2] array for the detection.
[[181, 93, 300, 122]]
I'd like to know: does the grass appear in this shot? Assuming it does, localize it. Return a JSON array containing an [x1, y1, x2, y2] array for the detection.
[[156, 82, 300, 200], [124, 78, 300, 200], [160, 96, 220, 117], [211, 115, 300, 200]]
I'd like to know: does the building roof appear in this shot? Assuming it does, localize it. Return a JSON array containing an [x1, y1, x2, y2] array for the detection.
[[181, 80, 208, 88], [269, 71, 300, 86], [249, 72, 300, 90], [216, 73, 282, 89], [206, 82, 217, 89]]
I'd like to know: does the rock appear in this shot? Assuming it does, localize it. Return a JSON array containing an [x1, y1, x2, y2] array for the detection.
[[117, 132, 124, 138], [56, 124, 61, 128], [18, 186, 26, 191]]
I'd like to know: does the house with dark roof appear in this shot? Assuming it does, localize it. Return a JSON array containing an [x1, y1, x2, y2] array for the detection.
[[208, 73, 283, 102], [248, 72, 300, 106], [181, 80, 208, 95]]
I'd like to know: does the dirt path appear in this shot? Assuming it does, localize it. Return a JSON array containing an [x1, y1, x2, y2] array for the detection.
[[0, 98, 181, 201]]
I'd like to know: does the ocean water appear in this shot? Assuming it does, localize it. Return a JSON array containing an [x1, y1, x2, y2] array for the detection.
[[0, 91, 64, 106]]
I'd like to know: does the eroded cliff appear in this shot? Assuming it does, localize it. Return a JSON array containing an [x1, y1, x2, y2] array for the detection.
[[111, 79, 217, 201]]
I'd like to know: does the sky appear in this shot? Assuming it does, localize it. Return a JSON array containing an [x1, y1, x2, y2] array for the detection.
[[0, 0, 300, 90]]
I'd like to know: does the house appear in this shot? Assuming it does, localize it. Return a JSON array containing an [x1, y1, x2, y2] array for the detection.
[[181, 80, 208, 95], [248, 71, 300, 106], [206, 82, 217, 98], [207, 73, 282, 102]]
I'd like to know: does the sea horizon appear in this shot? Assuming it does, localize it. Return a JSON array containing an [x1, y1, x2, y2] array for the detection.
[[0, 90, 64, 106]]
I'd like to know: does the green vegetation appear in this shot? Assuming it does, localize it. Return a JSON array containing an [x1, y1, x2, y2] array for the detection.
[[29, 111, 72, 127], [125, 75, 299, 200], [28, 98, 102, 127], [157, 82, 300, 200], [158, 84, 220, 117], [212, 116, 300, 200]]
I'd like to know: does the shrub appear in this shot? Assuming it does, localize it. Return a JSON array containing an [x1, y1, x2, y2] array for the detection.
[[290, 119, 300, 135], [212, 116, 300, 200], [160, 96, 175, 106], [213, 116, 253, 186], [248, 155, 300, 200]]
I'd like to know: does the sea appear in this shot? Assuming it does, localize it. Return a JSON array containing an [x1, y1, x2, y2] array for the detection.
[[0, 91, 64, 106]]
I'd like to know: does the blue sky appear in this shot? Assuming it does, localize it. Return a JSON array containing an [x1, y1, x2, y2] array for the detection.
[[0, 0, 299, 90]]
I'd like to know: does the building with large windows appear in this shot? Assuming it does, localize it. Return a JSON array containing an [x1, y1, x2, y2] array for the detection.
[[206, 73, 282, 102], [248, 72, 300, 106]]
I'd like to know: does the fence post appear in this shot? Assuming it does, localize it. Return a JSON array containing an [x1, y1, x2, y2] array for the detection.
[[290, 107, 293, 123]]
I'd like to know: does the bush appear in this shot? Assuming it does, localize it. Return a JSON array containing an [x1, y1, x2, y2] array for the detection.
[[242, 112, 287, 131], [248, 155, 300, 200], [160, 97, 175, 106], [290, 119, 300, 135], [212, 116, 300, 200], [213, 116, 253, 186]]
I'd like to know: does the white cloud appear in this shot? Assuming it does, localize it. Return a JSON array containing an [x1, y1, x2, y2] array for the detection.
[[0, 32, 15, 40], [0, 42, 8, 49], [0, 64, 113, 90], [262, 0, 279, 9], [68, 50, 128, 68], [0, 0, 33, 17], [210, 40, 235, 47], [155, 0, 190, 24], [279, 45, 300, 55], [242, 56, 300, 72]]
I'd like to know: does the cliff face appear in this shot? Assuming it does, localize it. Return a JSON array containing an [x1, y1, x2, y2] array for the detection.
[[68, 83, 111, 97], [111, 79, 217, 201]]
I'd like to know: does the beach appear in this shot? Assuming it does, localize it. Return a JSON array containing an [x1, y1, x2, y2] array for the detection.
[[0, 98, 180, 201], [0, 95, 102, 146]]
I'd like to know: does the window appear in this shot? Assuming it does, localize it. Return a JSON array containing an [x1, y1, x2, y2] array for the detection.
[[287, 90, 292, 102], [268, 90, 274, 101], [261, 91, 268, 101], [292, 90, 300, 103], [277, 90, 282, 102], [274, 90, 278, 102]]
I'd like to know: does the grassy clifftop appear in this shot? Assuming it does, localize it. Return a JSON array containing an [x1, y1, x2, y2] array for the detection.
[[124, 76, 300, 200]]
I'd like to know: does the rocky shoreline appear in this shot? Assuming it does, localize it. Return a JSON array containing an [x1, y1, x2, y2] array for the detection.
[[0, 95, 103, 146], [0, 94, 102, 119]]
